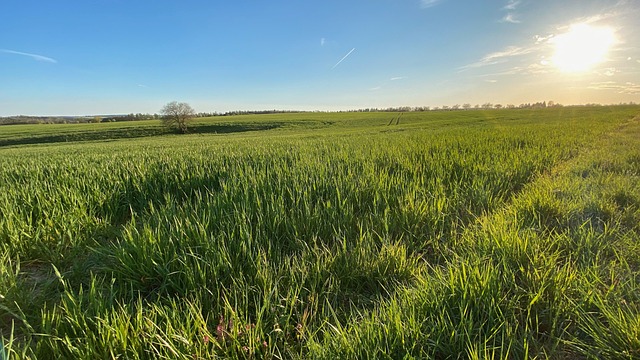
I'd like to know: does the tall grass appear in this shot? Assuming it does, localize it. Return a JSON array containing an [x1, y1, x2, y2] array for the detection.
[[0, 106, 638, 358]]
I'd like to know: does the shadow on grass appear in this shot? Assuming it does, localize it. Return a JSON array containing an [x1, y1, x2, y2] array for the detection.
[[98, 168, 224, 226], [0, 123, 282, 147]]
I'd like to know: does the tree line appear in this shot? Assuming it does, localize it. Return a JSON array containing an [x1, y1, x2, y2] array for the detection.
[[3, 101, 638, 126]]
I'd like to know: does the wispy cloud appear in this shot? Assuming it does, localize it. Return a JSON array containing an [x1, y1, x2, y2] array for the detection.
[[503, 0, 520, 11], [459, 46, 534, 70], [0, 49, 57, 63], [554, 2, 636, 31], [390, 76, 407, 81], [420, 0, 443, 9], [534, 34, 554, 44], [525, 62, 551, 75], [500, 0, 521, 24], [588, 81, 640, 94], [332, 48, 356, 69], [500, 13, 520, 23], [598, 68, 618, 77], [369, 86, 382, 91], [320, 38, 326, 46], [569, 11, 621, 27]]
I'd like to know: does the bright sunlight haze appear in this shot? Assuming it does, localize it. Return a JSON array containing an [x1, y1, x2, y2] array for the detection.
[[552, 23, 616, 73]]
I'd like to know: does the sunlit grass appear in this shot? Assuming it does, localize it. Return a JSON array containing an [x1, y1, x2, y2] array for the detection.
[[0, 106, 638, 358]]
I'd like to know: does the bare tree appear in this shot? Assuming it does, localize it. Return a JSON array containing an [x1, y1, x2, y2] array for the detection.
[[160, 101, 195, 133]]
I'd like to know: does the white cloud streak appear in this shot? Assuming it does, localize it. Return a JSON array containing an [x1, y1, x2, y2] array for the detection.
[[390, 76, 407, 81], [501, 13, 520, 23], [332, 48, 356, 69], [503, 0, 520, 10], [534, 34, 554, 44], [599, 68, 618, 77], [588, 81, 640, 94], [500, 1, 521, 24], [0, 49, 57, 63], [421, 0, 443, 9], [459, 46, 534, 70]]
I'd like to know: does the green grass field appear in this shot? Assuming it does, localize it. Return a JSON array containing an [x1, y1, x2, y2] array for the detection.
[[1, 106, 639, 359]]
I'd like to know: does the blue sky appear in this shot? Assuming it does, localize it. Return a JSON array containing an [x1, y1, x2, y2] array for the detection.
[[1, 0, 639, 116]]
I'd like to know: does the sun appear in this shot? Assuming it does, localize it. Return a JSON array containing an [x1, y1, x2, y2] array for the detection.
[[552, 23, 615, 73]]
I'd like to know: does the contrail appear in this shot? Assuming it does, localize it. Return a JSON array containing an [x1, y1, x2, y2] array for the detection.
[[332, 48, 356, 69], [0, 49, 57, 63]]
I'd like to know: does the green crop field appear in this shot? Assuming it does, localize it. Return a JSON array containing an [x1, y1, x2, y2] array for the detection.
[[1, 106, 639, 359]]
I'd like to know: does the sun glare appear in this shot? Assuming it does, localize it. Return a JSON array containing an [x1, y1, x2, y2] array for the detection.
[[552, 23, 615, 73]]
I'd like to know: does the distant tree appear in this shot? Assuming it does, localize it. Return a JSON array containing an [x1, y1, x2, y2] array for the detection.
[[462, 103, 471, 110], [160, 101, 195, 133]]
